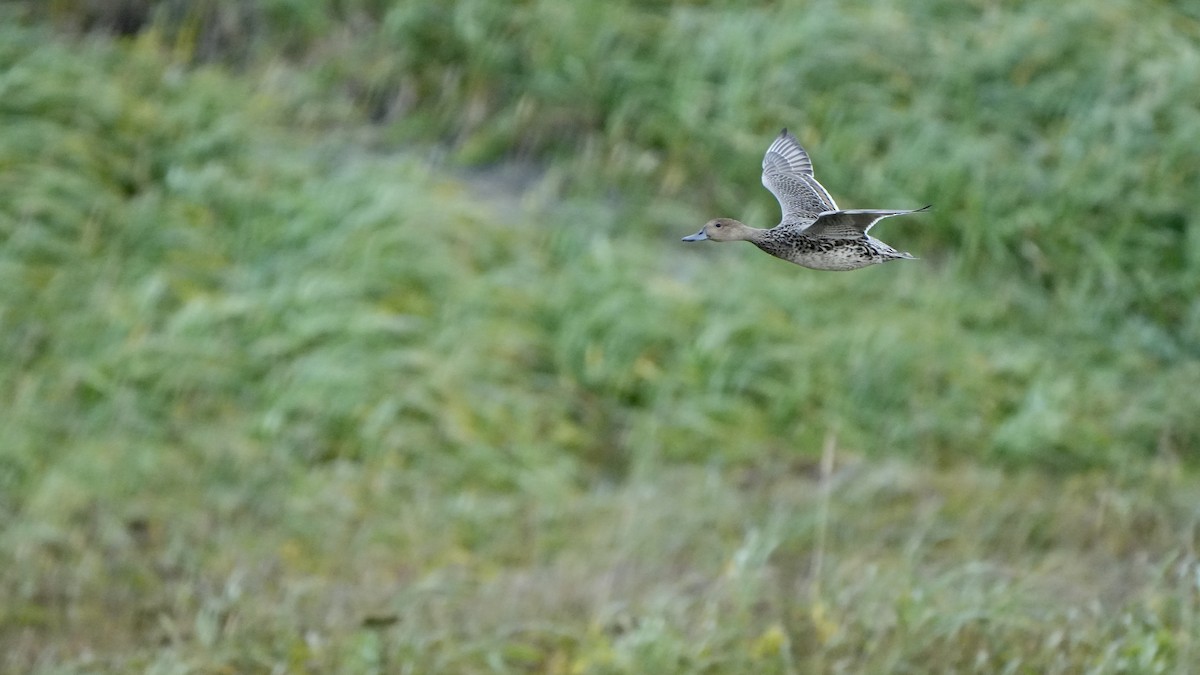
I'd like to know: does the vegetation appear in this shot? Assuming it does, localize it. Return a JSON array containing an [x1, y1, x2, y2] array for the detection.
[[2, 0, 1199, 671]]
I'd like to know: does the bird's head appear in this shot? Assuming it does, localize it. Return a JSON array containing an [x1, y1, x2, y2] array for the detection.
[[681, 218, 754, 243]]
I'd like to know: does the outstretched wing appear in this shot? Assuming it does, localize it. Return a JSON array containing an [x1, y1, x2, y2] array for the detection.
[[760, 129, 838, 223], [803, 205, 932, 239]]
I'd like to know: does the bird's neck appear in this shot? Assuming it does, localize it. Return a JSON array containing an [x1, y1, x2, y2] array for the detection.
[[742, 226, 769, 244]]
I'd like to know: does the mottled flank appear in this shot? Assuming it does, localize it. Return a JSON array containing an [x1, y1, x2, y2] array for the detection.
[[752, 228, 918, 271], [682, 129, 928, 271]]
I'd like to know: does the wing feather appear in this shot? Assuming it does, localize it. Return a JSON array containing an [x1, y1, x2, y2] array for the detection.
[[760, 129, 838, 222], [803, 206, 932, 239]]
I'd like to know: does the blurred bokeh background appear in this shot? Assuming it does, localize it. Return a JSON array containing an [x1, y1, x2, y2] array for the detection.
[[2, 0, 1199, 671]]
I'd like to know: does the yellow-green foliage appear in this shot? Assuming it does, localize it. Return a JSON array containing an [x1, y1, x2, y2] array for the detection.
[[2, 3, 1200, 672]]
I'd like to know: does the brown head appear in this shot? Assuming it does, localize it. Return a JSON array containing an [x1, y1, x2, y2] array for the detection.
[[681, 218, 758, 243]]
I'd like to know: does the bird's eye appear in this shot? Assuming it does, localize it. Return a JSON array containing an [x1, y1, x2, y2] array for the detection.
[[714, 223, 722, 228]]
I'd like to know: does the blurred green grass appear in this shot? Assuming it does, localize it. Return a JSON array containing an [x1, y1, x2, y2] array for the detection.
[[2, 2, 1200, 671], [53, 0, 1200, 295]]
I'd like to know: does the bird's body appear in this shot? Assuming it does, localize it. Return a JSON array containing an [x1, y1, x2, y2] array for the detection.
[[750, 227, 915, 271], [682, 129, 928, 271]]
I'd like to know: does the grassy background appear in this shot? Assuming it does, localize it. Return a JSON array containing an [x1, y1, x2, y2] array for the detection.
[[2, 1, 1200, 671]]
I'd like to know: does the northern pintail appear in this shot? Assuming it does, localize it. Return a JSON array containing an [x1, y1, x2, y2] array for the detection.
[[682, 129, 928, 270]]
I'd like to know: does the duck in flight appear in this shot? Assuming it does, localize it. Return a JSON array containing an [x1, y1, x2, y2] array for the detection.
[[682, 129, 929, 271]]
